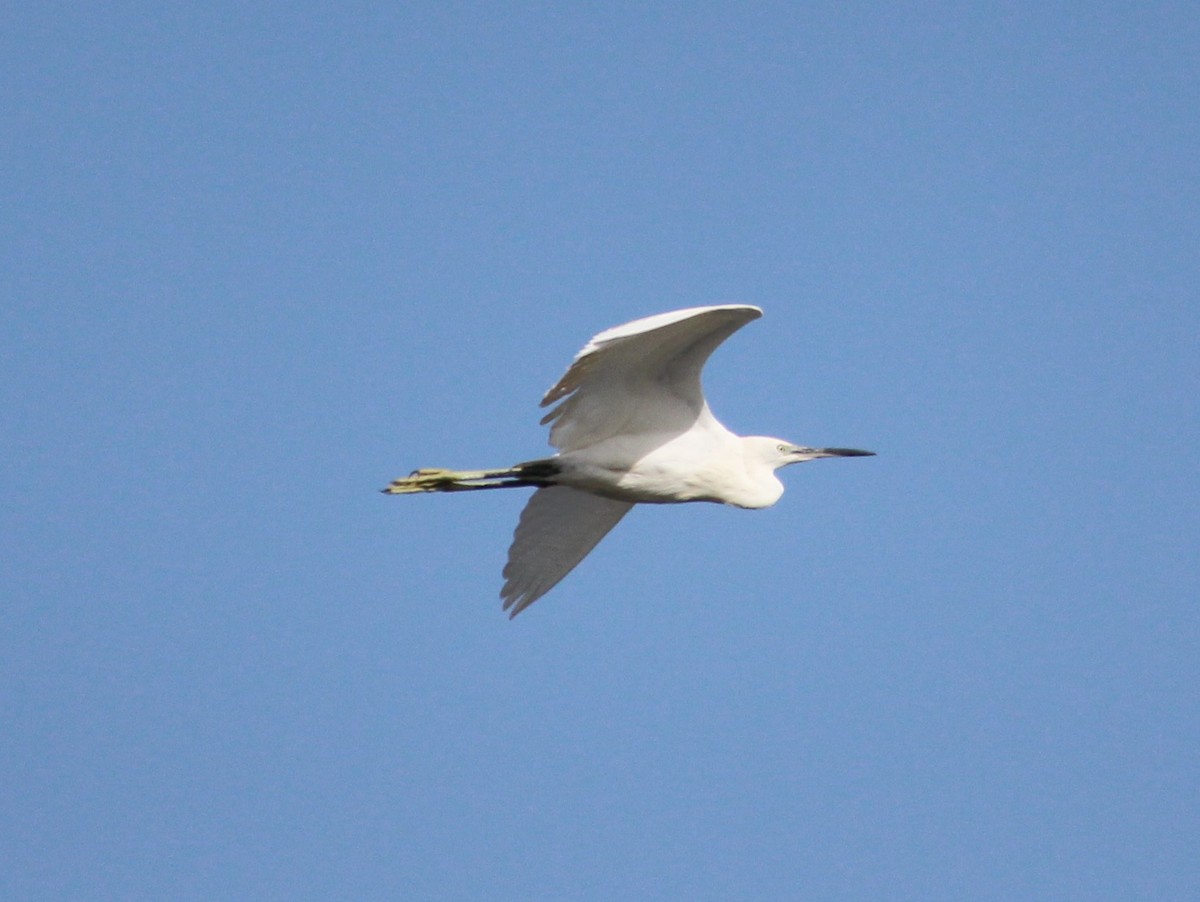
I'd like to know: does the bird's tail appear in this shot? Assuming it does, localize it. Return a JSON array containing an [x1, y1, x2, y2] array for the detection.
[[382, 459, 560, 494]]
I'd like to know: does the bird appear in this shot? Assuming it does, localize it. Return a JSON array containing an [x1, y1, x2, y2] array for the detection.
[[384, 305, 873, 617]]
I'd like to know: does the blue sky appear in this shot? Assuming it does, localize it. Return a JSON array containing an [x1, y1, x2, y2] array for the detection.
[[3, 3, 1197, 899]]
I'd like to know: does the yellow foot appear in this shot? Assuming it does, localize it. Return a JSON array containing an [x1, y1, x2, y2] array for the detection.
[[382, 468, 459, 493], [382, 468, 513, 494]]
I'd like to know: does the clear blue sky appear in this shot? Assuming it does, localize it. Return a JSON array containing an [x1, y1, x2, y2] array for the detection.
[[4, 3, 1197, 899]]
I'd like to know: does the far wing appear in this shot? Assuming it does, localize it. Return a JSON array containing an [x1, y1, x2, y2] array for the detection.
[[501, 486, 633, 617], [539, 305, 763, 451]]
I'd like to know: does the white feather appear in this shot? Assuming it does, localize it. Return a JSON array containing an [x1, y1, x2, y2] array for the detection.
[[539, 305, 762, 452], [501, 487, 633, 617]]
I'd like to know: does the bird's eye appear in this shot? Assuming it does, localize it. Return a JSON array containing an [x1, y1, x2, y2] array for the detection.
[[777, 443, 788, 453]]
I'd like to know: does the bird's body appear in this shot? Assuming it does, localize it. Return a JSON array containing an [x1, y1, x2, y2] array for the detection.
[[554, 430, 787, 508], [385, 305, 873, 616]]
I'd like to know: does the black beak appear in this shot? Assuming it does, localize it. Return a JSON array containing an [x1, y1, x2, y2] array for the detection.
[[819, 448, 875, 457]]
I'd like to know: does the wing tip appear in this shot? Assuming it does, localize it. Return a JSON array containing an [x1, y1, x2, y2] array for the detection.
[[500, 586, 540, 618], [593, 303, 762, 341]]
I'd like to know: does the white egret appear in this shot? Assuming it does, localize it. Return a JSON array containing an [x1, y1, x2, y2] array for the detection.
[[385, 305, 873, 617]]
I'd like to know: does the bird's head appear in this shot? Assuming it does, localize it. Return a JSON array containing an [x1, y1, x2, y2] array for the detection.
[[758, 438, 876, 469]]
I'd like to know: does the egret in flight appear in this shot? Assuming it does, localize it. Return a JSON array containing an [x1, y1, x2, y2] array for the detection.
[[385, 305, 873, 617]]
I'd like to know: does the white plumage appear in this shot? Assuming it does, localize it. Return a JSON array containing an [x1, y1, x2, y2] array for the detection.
[[385, 305, 873, 617], [500, 487, 631, 613]]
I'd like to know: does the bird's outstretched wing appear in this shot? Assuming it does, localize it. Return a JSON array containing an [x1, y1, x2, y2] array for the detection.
[[539, 305, 762, 451], [501, 486, 633, 617]]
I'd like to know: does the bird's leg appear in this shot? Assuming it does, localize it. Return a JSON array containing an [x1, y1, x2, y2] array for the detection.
[[382, 460, 559, 494]]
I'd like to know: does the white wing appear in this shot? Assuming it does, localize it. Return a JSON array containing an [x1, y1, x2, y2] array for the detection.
[[501, 486, 633, 617], [539, 305, 763, 452]]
